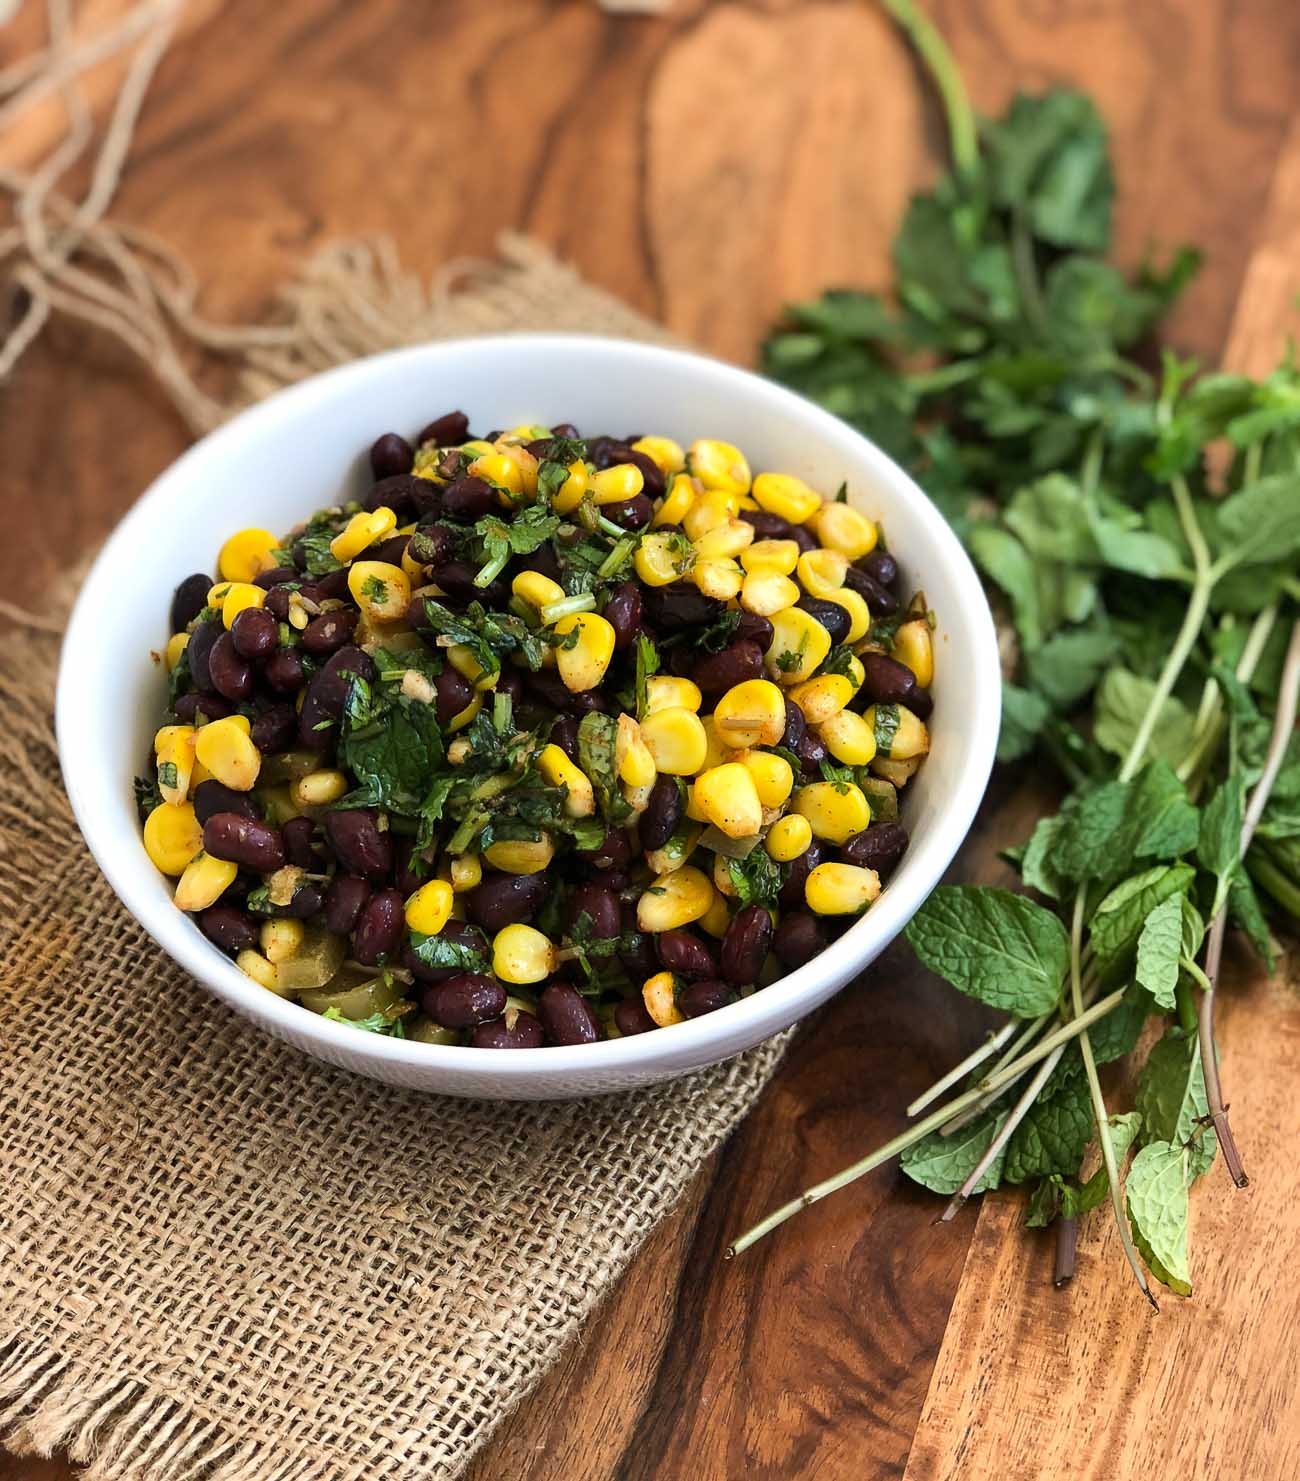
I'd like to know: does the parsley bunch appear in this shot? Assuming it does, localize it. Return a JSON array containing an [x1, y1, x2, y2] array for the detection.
[[735, 0, 1300, 1300]]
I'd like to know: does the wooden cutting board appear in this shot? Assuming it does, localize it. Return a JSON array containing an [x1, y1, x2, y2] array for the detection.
[[5, 3, 1300, 1477]]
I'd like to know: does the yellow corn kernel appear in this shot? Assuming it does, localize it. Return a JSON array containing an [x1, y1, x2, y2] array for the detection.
[[218, 527, 278, 583], [712, 679, 786, 748], [405, 878, 454, 935], [752, 472, 821, 524], [689, 439, 751, 496], [641, 970, 685, 1027], [402, 542, 427, 581], [765, 606, 832, 685], [739, 750, 794, 808], [624, 779, 655, 813], [693, 519, 754, 562], [645, 676, 702, 715], [825, 587, 871, 643], [796, 548, 848, 599], [538, 743, 597, 817], [864, 704, 930, 760], [739, 568, 799, 617], [445, 642, 492, 690], [469, 451, 524, 496], [143, 800, 203, 875], [684, 781, 707, 822], [871, 754, 923, 787], [154, 724, 196, 805], [348, 561, 411, 621], [506, 423, 550, 442], [448, 690, 482, 734], [217, 582, 265, 630], [484, 835, 555, 875], [451, 854, 482, 892], [495, 441, 540, 495], [699, 890, 731, 939], [194, 716, 261, 791], [236, 948, 281, 992], [699, 714, 733, 771], [512, 570, 566, 612], [792, 781, 871, 844], [633, 435, 686, 476], [291, 769, 348, 808], [164, 632, 190, 671], [551, 458, 590, 514], [805, 861, 881, 915], [555, 612, 616, 692], [812, 502, 878, 559], [590, 462, 645, 505], [694, 762, 763, 839], [893, 618, 935, 688], [844, 654, 865, 694], [636, 864, 714, 932], [645, 822, 701, 877], [741, 539, 800, 575], [634, 530, 689, 587], [653, 471, 697, 528], [818, 709, 877, 767], [639, 707, 708, 775], [492, 923, 556, 984], [329, 506, 397, 563], [789, 673, 854, 724], [712, 852, 738, 898], [683, 489, 739, 541], [692, 558, 743, 602], [616, 715, 657, 789], [174, 851, 238, 912], [260, 918, 305, 965], [766, 812, 812, 862]]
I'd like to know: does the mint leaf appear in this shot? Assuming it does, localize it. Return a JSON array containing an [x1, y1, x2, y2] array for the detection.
[[905, 886, 1069, 1017], [1020, 814, 1067, 899], [1213, 474, 1300, 571], [1088, 863, 1195, 974], [901, 1109, 1010, 1195], [1024, 627, 1117, 711], [1198, 773, 1245, 906], [1130, 760, 1200, 860], [1127, 1141, 1193, 1295], [1088, 983, 1153, 1066], [577, 711, 633, 825], [1070, 1111, 1143, 1217], [1135, 1026, 1217, 1181], [999, 684, 1050, 762], [1004, 1056, 1093, 1183], [1134, 894, 1184, 1011], [1094, 668, 1197, 770]]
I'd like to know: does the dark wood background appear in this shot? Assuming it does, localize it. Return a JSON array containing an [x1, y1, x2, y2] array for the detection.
[[6, 2, 1300, 1477]]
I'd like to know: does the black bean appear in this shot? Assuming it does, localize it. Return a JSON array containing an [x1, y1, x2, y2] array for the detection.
[[539, 982, 601, 1045], [622, 448, 665, 498], [470, 1011, 545, 1049], [434, 668, 474, 727], [174, 692, 231, 724], [407, 523, 456, 569], [513, 542, 563, 585], [576, 829, 631, 869], [780, 699, 807, 751], [739, 511, 795, 540], [586, 435, 629, 470], [264, 584, 294, 621], [208, 632, 254, 702], [185, 619, 222, 693], [402, 921, 489, 983], [467, 871, 548, 932], [796, 728, 828, 777], [324, 808, 394, 880], [440, 475, 495, 522], [323, 874, 371, 936], [842, 564, 899, 616], [603, 581, 643, 651], [263, 648, 307, 695], [551, 421, 580, 438], [496, 666, 525, 710], [910, 688, 933, 721], [735, 611, 774, 651], [601, 494, 654, 531], [721, 904, 773, 987], [231, 606, 278, 659], [773, 912, 825, 968], [857, 653, 918, 707], [170, 573, 212, 634], [253, 565, 298, 591], [570, 690, 609, 717], [395, 836, 435, 895], [779, 839, 825, 910], [193, 779, 258, 825], [197, 904, 260, 954], [203, 813, 286, 874], [362, 473, 423, 518], [789, 524, 817, 553], [284, 882, 323, 919], [418, 410, 469, 446], [858, 549, 898, 589], [692, 640, 764, 695], [431, 560, 506, 608], [614, 999, 658, 1036], [550, 715, 579, 761], [566, 884, 621, 940], [370, 534, 410, 566], [281, 816, 317, 869], [642, 583, 722, 631], [640, 774, 682, 852], [841, 822, 910, 877], [298, 646, 375, 747], [525, 668, 572, 712], [370, 432, 414, 480], [618, 916, 658, 984], [656, 930, 716, 980], [250, 702, 297, 754], [423, 973, 507, 1029], [796, 596, 849, 644], [301, 609, 357, 655], [680, 979, 733, 1018], [352, 888, 404, 965], [312, 568, 352, 601]]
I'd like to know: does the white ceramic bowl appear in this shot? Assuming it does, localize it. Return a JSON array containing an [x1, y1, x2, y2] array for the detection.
[[57, 334, 1000, 1099]]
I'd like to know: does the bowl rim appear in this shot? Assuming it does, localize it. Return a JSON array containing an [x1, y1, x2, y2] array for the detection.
[[56, 332, 1001, 1081]]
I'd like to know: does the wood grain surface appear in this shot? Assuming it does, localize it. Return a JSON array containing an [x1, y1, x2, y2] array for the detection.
[[5, 3, 1300, 1478]]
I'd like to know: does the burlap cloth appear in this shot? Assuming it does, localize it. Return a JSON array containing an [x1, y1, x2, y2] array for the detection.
[[0, 240, 792, 1481]]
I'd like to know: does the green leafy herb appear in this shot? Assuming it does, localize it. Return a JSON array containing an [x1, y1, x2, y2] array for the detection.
[[577, 711, 633, 825], [321, 1005, 407, 1037], [726, 848, 786, 908], [407, 928, 490, 975], [133, 774, 162, 822], [634, 634, 660, 720]]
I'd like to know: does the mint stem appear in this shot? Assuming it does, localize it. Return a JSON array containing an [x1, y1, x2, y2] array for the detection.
[[882, 0, 980, 182], [1054, 1217, 1078, 1288], [905, 1020, 1018, 1117]]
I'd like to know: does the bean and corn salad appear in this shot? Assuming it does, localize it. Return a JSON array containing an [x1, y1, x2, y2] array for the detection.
[[138, 411, 935, 1047]]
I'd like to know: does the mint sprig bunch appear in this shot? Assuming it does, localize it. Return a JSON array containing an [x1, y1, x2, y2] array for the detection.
[[736, 0, 1300, 1299]]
